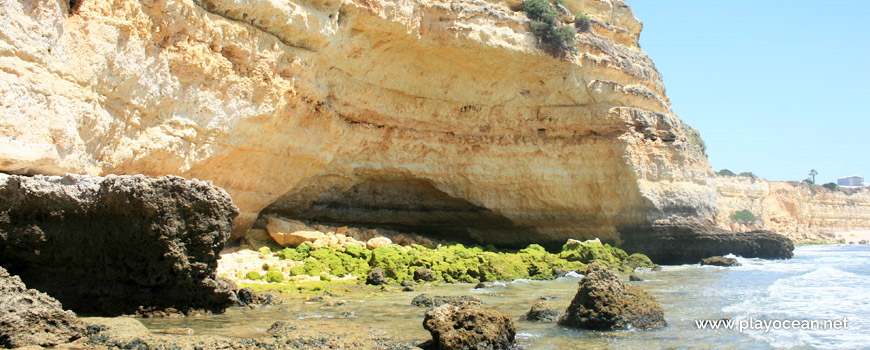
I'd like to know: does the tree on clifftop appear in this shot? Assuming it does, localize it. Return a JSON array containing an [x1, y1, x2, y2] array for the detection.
[[809, 169, 818, 183]]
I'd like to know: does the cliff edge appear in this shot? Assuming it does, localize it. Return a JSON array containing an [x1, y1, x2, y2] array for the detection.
[[0, 0, 714, 246]]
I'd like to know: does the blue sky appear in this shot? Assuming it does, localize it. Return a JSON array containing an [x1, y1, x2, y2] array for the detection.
[[629, 1, 870, 184]]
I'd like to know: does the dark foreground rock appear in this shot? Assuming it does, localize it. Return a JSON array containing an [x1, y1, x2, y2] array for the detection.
[[423, 302, 516, 350], [619, 223, 794, 265], [559, 263, 666, 330], [411, 294, 482, 309], [700, 256, 741, 267], [0, 266, 85, 348], [0, 174, 239, 316], [520, 302, 562, 322]]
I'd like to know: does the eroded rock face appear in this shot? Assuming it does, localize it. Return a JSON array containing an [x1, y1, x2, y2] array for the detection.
[[559, 263, 665, 330], [715, 176, 870, 241], [0, 173, 239, 316], [0, 266, 85, 348], [423, 302, 516, 350], [619, 223, 794, 265], [0, 0, 715, 246]]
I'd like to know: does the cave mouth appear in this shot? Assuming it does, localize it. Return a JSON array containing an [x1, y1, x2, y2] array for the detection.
[[261, 178, 527, 245]]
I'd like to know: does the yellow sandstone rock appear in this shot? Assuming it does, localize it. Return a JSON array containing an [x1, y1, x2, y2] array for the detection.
[[264, 216, 325, 247], [1, 0, 864, 247]]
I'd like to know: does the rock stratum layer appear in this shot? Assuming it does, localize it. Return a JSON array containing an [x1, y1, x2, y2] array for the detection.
[[0, 0, 715, 246], [0, 174, 239, 315], [714, 176, 870, 241]]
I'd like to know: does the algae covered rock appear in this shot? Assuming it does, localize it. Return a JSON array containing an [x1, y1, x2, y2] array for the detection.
[[411, 294, 482, 309], [0, 266, 85, 348], [559, 263, 666, 330], [423, 302, 516, 350]]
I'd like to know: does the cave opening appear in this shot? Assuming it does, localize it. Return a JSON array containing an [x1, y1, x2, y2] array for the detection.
[[261, 178, 528, 245]]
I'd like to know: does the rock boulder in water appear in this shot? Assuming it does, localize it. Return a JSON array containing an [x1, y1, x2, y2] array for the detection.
[[411, 294, 482, 309], [0, 174, 239, 316], [423, 302, 516, 350], [700, 256, 741, 267], [0, 266, 85, 348], [620, 223, 794, 265], [559, 263, 666, 330], [520, 302, 563, 322]]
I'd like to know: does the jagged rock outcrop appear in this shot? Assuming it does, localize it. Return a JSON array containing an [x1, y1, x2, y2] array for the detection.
[[559, 263, 665, 330], [0, 266, 85, 348], [0, 173, 239, 315], [619, 223, 794, 265], [715, 175, 870, 241], [423, 302, 516, 350], [0, 0, 716, 247]]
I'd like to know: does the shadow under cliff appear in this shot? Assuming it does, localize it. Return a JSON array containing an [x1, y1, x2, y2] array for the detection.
[[261, 177, 532, 246]]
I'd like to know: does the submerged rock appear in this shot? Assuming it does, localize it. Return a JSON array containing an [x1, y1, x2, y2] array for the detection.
[[629, 274, 644, 281], [559, 263, 666, 330], [520, 302, 563, 322], [0, 266, 85, 348], [411, 294, 482, 309], [0, 174, 239, 316], [423, 302, 516, 350], [620, 223, 794, 265], [700, 256, 741, 267]]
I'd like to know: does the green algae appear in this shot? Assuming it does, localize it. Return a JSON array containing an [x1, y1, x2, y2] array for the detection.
[[252, 238, 656, 286]]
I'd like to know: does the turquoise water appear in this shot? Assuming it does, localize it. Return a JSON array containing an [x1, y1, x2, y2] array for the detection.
[[141, 245, 870, 349]]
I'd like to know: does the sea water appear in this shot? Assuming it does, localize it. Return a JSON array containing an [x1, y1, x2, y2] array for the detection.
[[141, 245, 870, 349]]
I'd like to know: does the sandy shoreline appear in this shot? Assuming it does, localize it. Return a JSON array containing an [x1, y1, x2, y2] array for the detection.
[[833, 230, 870, 243]]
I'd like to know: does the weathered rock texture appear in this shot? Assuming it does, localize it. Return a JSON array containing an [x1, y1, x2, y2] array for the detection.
[[714, 176, 870, 241], [0, 173, 239, 315], [559, 263, 665, 330], [423, 302, 516, 350], [0, 266, 85, 348], [0, 0, 716, 246], [619, 224, 794, 265]]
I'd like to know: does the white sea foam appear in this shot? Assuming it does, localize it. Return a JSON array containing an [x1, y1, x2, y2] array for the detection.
[[723, 265, 870, 349]]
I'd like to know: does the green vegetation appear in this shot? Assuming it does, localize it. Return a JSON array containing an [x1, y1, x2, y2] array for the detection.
[[809, 169, 818, 184], [717, 169, 736, 176], [524, 0, 576, 57], [574, 13, 591, 32], [731, 209, 758, 223], [738, 172, 757, 178], [248, 239, 658, 286], [822, 182, 838, 191]]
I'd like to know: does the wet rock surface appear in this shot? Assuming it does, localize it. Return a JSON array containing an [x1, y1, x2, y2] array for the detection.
[[411, 294, 482, 309], [620, 224, 794, 265], [559, 263, 666, 330], [83, 317, 419, 350], [700, 256, 742, 267], [414, 268, 435, 282], [0, 266, 85, 348], [422, 302, 516, 350], [0, 174, 239, 316], [366, 267, 388, 285], [520, 302, 563, 322]]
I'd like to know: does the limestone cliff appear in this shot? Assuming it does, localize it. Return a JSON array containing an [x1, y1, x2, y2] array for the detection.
[[714, 175, 870, 241], [0, 0, 714, 246]]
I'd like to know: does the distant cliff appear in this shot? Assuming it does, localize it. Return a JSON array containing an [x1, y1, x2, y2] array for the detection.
[[714, 175, 870, 241], [0, 0, 715, 246]]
